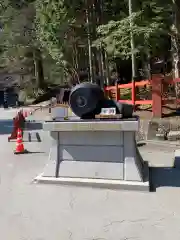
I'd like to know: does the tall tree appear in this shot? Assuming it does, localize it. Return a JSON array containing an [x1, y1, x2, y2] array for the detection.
[[35, 0, 83, 80], [94, 0, 172, 61], [0, 0, 46, 89], [172, 0, 180, 78]]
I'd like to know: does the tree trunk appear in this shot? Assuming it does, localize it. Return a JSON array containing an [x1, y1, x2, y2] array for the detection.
[[85, 1, 94, 83], [171, 34, 180, 78], [33, 49, 45, 89], [172, 0, 180, 98], [95, 0, 106, 87], [104, 50, 110, 85], [143, 52, 151, 80]]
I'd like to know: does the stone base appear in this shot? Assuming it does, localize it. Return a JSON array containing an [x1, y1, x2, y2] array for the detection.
[[39, 120, 150, 191], [34, 175, 149, 192], [33, 160, 150, 192]]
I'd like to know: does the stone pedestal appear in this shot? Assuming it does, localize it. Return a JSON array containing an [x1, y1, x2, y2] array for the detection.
[[34, 119, 149, 191]]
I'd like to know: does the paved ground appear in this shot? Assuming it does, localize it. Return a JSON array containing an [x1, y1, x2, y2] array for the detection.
[[1, 108, 180, 240]]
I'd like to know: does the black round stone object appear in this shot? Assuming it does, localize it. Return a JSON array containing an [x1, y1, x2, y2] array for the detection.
[[69, 82, 104, 118]]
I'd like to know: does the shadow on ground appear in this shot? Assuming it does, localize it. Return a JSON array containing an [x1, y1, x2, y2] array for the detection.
[[25, 121, 43, 131], [9, 132, 42, 143], [20, 150, 44, 154], [137, 142, 146, 147], [0, 119, 43, 135], [0, 119, 13, 135], [150, 167, 180, 191]]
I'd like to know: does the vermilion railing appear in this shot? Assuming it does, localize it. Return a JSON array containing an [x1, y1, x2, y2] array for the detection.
[[105, 80, 152, 106], [104, 75, 180, 118]]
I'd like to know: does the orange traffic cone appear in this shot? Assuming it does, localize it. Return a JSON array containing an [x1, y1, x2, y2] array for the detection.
[[14, 128, 27, 154]]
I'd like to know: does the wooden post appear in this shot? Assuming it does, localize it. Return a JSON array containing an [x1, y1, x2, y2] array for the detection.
[[104, 86, 109, 98], [131, 81, 135, 107], [152, 74, 163, 118], [115, 83, 120, 101]]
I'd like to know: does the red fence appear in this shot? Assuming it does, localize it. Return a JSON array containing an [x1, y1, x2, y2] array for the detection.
[[104, 74, 180, 118]]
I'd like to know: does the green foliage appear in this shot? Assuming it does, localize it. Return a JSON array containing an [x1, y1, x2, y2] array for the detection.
[[0, 0, 51, 88], [0, 0, 179, 88], [94, 0, 172, 60], [35, 0, 75, 65], [0, 0, 36, 74]]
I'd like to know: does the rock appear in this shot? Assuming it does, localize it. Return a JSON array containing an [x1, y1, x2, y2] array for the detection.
[[167, 131, 180, 141]]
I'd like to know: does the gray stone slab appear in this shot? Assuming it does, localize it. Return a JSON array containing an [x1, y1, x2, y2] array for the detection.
[[34, 174, 150, 192], [43, 120, 139, 132], [59, 145, 124, 162], [52, 131, 123, 146], [123, 132, 144, 181], [42, 160, 124, 180]]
